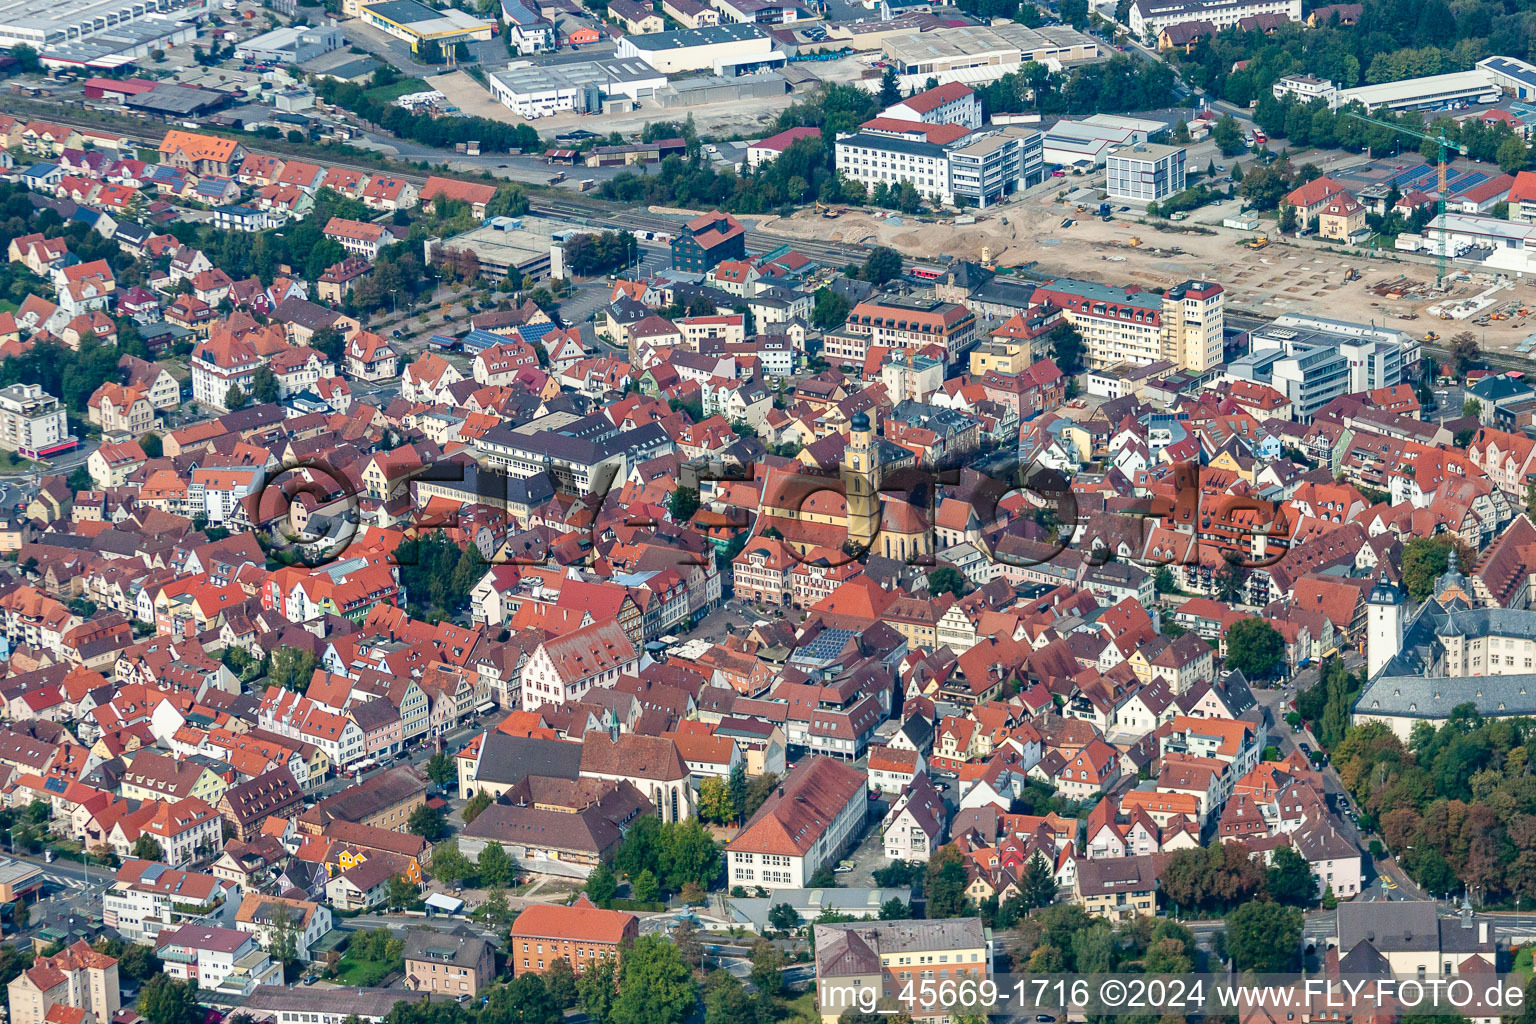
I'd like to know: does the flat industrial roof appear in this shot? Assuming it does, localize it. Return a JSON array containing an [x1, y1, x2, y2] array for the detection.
[[1479, 55, 1536, 89], [491, 56, 663, 92], [619, 22, 765, 49], [1108, 142, 1185, 161], [883, 22, 1094, 63], [0, 0, 184, 41], [362, 0, 494, 31], [1337, 69, 1498, 106]]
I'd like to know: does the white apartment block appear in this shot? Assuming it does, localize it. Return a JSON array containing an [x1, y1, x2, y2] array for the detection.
[[1130, 0, 1300, 36], [1272, 74, 1338, 107], [881, 82, 982, 129], [0, 384, 73, 458]]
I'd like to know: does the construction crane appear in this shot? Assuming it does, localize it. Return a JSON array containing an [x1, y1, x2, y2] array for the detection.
[[1346, 111, 1469, 287]]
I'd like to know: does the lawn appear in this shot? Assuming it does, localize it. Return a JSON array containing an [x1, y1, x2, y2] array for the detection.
[[365, 78, 430, 104], [783, 989, 819, 1024], [0, 450, 37, 473], [334, 950, 401, 987]]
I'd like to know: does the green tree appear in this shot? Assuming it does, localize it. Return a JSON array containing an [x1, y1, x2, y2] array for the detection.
[[1464, 398, 1482, 419], [579, 955, 619, 1024], [925, 844, 969, 918], [863, 246, 903, 285], [1402, 536, 1454, 601], [1224, 902, 1302, 972], [427, 839, 476, 885], [698, 777, 733, 824], [668, 486, 700, 522], [812, 287, 853, 331], [1213, 115, 1245, 156], [1451, 331, 1481, 375], [545, 956, 579, 1010], [1224, 617, 1285, 678], [727, 761, 747, 823], [1019, 853, 1057, 909], [767, 902, 801, 932], [268, 646, 316, 691], [878, 65, 901, 106], [484, 888, 515, 932], [673, 919, 704, 969], [1215, 560, 1248, 604], [927, 566, 967, 597], [250, 365, 280, 405], [611, 935, 698, 1024], [878, 897, 909, 919], [140, 432, 163, 458], [131, 835, 164, 861], [749, 939, 785, 998], [67, 466, 92, 494], [463, 791, 493, 823], [1266, 845, 1318, 907], [425, 752, 456, 787], [407, 804, 450, 841], [309, 326, 345, 364], [479, 842, 517, 888], [586, 863, 619, 906], [225, 383, 248, 411], [137, 975, 202, 1024], [268, 904, 300, 979], [1048, 322, 1085, 375], [743, 773, 779, 819], [1158, 843, 1265, 913], [1499, 136, 1530, 174], [486, 185, 530, 219], [1155, 567, 1177, 594], [632, 868, 662, 903]]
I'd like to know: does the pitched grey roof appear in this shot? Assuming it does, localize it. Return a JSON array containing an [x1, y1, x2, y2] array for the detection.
[[1337, 901, 1439, 952], [403, 927, 491, 968], [475, 732, 582, 785]]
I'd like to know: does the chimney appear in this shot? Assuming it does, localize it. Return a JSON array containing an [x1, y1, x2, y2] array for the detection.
[[1480, 921, 1489, 945]]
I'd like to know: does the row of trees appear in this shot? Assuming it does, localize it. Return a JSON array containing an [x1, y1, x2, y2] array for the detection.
[[1167, 0, 1530, 108], [1245, 92, 1532, 173]]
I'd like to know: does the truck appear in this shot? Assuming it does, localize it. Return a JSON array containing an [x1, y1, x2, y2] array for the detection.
[[548, 171, 566, 185], [1098, 202, 1112, 219], [579, 178, 596, 192]]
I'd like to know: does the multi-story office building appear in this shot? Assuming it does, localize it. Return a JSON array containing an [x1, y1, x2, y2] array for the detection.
[[1229, 314, 1418, 420], [834, 124, 1043, 209], [1105, 142, 1186, 203], [0, 384, 74, 458], [947, 128, 1045, 207]]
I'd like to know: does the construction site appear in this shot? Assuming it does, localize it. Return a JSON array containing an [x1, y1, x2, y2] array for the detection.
[[760, 188, 1536, 360]]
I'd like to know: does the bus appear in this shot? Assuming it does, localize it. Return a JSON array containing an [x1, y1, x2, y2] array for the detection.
[[1252, 129, 1267, 145]]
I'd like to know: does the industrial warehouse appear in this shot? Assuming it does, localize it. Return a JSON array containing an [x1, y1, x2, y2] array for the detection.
[[339, 0, 496, 53]]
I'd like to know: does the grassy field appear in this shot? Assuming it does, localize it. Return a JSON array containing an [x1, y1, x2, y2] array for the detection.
[[334, 950, 400, 987], [365, 78, 431, 104]]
